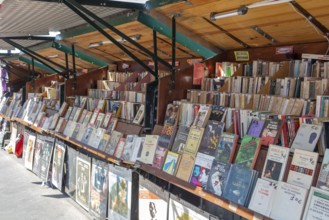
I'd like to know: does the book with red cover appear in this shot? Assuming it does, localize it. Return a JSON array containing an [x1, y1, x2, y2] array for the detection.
[[193, 63, 205, 85], [260, 119, 283, 146]]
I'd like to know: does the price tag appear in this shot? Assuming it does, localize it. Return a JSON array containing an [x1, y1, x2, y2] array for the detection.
[[228, 202, 237, 213]]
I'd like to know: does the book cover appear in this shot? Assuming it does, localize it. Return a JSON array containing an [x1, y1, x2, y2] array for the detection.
[[222, 164, 254, 206], [262, 144, 289, 183], [76, 156, 91, 210], [302, 187, 329, 220], [32, 136, 45, 177], [97, 133, 111, 152], [163, 104, 180, 126], [246, 119, 265, 137], [193, 105, 211, 128], [248, 178, 277, 217], [121, 135, 137, 161], [171, 126, 190, 153], [235, 135, 261, 169], [101, 112, 112, 129], [157, 124, 177, 150], [39, 136, 54, 182], [51, 140, 66, 191], [132, 104, 145, 125], [113, 137, 126, 159], [193, 63, 205, 85], [139, 177, 169, 220], [214, 132, 238, 164], [130, 137, 145, 162], [287, 149, 318, 189], [316, 149, 329, 191], [198, 120, 224, 156], [140, 135, 159, 164], [81, 126, 94, 145], [83, 111, 93, 125], [162, 151, 179, 175], [291, 123, 323, 152], [106, 131, 123, 155], [260, 119, 283, 146], [168, 195, 209, 220], [209, 105, 227, 122], [64, 106, 73, 121], [152, 146, 168, 169], [205, 160, 231, 197], [184, 125, 205, 155], [175, 153, 196, 182], [189, 152, 214, 188], [270, 181, 308, 220], [24, 134, 36, 171], [94, 112, 105, 128], [108, 165, 132, 220], [64, 147, 77, 199], [90, 160, 109, 220]]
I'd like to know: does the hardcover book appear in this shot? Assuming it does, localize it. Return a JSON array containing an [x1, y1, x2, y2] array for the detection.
[[287, 149, 318, 189], [90, 159, 109, 220], [64, 147, 77, 198], [214, 132, 238, 163], [205, 160, 231, 197], [139, 135, 159, 164], [260, 119, 283, 146], [51, 140, 66, 191], [175, 153, 196, 182], [76, 156, 91, 210], [223, 164, 256, 206], [24, 134, 36, 171], [248, 178, 277, 217], [139, 177, 169, 220], [235, 135, 261, 169], [198, 120, 224, 156], [270, 181, 308, 220], [171, 126, 190, 153], [262, 144, 289, 182], [184, 125, 204, 155], [246, 119, 265, 137], [189, 152, 214, 188], [316, 149, 329, 191], [108, 165, 132, 220], [39, 136, 55, 183], [162, 151, 179, 175], [290, 123, 323, 152], [302, 187, 329, 220]]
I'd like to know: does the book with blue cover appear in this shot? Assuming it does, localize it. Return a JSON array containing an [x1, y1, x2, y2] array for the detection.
[[205, 160, 231, 197]]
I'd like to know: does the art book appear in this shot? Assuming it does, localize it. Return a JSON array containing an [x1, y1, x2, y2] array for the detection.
[[184, 126, 205, 155], [260, 119, 283, 146], [76, 156, 91, 210], [157, 124, 177, 150], [316, 149, 329, 191], [223, 164, 257, 206], [261, 144, 289, 183], [64, 147, 77, 199], [24, 134, 36, 171], [139, 177, 169, 220], [108, 165, 132, 220], [287, 149, 318, 189], [90, 159, 109, 220], [248, 178, 277, 217], [162, 151, 179, 175], [214, 132, 238, 163], [302, 187, 329, 220], [205, 160, 231, 197], [39, 136, 55, 183], [270, 181, 308, 220], [168, 194, 209, 220], [246, 119, 265, 137], [198, 120, 224, 156], [139, 135, 159, 165], [163, 103, 180, 126], [51, 140, 66, 191], [290, 123, 323, 152], [152, 146, 168, 169], [171, 126, 190, 153], [235, 135, 261, 169], [175, 153, 196, 182], [193, 105, 211, 128], [189, 152, 214, 188]]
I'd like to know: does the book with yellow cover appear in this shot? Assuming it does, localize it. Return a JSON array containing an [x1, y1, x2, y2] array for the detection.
[[184, 125, 204, 155], [175, 153, 196, 182], [140, 135, 159, 164]]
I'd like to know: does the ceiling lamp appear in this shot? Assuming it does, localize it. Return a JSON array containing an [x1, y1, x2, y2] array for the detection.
[[210, 0, 292, 21], [89, 34, 142, 48]]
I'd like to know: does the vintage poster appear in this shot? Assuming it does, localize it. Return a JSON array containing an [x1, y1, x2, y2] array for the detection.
[[51, 140, 66, 191], [24, 134, 36, 171], [76, 156, 91, 210]]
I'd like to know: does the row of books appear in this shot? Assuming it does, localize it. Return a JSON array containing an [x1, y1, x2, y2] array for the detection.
[[88, 89, 145, 103], [289, 59, 329, 78], [107, 71, 135, 82]]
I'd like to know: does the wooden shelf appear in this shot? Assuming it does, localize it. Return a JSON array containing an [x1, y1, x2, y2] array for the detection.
[[0, 113, 12, 122], [12, 117, 48, 135], [139, 163, 267, 220]]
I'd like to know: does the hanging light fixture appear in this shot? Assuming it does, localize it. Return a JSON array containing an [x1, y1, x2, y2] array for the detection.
[[89, 34, 142, 48], [210, 5, 248, 21]]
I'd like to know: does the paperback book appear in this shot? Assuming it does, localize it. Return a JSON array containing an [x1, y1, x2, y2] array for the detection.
[[184, 126, 204, 155], [189, 152, 214, 188], [302, 187, 329, 220], [162, 151, 179, 175], [214, 132, 238, 163], [205, 160, 231, 197], [246, 119, 265, 137], [139, 135, 159, 164], [171, 126, 190, 153], [235, 135, 261, 169], [198, 120, 224, 156], [290, 123, 322, 152], [260, 119, 283, 146], [316, 149, 329, 191]]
